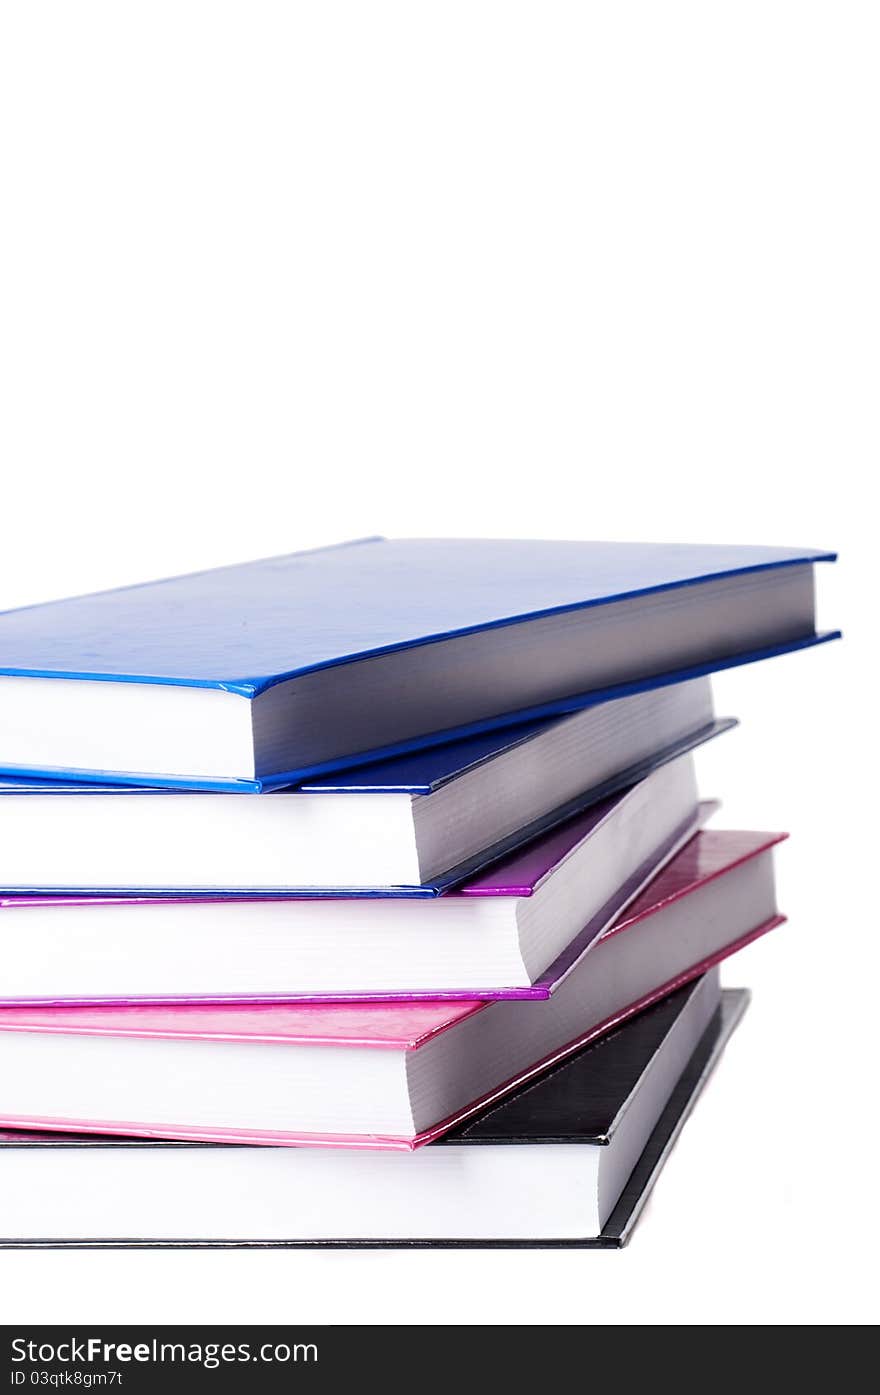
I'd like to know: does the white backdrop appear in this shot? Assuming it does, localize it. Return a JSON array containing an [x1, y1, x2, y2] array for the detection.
[[0, 2, 875, 1325]]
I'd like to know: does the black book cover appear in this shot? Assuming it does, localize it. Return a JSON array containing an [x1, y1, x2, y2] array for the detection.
[[441, 976, 721, 1146]]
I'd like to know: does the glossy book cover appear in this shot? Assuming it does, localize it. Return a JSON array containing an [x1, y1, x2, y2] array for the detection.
[[0, 537, 838, 788], [0, 538, 836, 693]]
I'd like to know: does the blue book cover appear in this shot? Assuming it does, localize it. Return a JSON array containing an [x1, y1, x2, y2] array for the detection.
[[0, 537, 837, 789]]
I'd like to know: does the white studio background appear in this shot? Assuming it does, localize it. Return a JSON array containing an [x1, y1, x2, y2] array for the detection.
[[0, 3, 875, 1325]]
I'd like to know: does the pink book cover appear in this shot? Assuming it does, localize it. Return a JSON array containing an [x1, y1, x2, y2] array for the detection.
[[0, 828, 785, 1149], [0, 797, 721, 1005]]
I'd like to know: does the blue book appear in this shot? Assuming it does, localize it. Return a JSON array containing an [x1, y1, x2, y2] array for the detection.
[[0, 680, 730, 894], [0, 536, 836, 789]]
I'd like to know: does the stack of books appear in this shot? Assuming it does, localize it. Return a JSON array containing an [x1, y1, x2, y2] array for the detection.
[[0, 537, 838, 1247]]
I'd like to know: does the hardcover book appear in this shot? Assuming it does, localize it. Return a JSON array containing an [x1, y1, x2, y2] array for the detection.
[[0, 821, 784, 1005], [0, 536, 837, 788], [0, 678, 730, 892]]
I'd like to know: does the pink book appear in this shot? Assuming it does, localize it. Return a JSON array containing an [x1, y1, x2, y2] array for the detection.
[[0, 830, 785, 1149]]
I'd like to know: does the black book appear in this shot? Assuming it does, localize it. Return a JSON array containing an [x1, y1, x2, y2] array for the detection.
[[0, 971, 746, 1248]]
